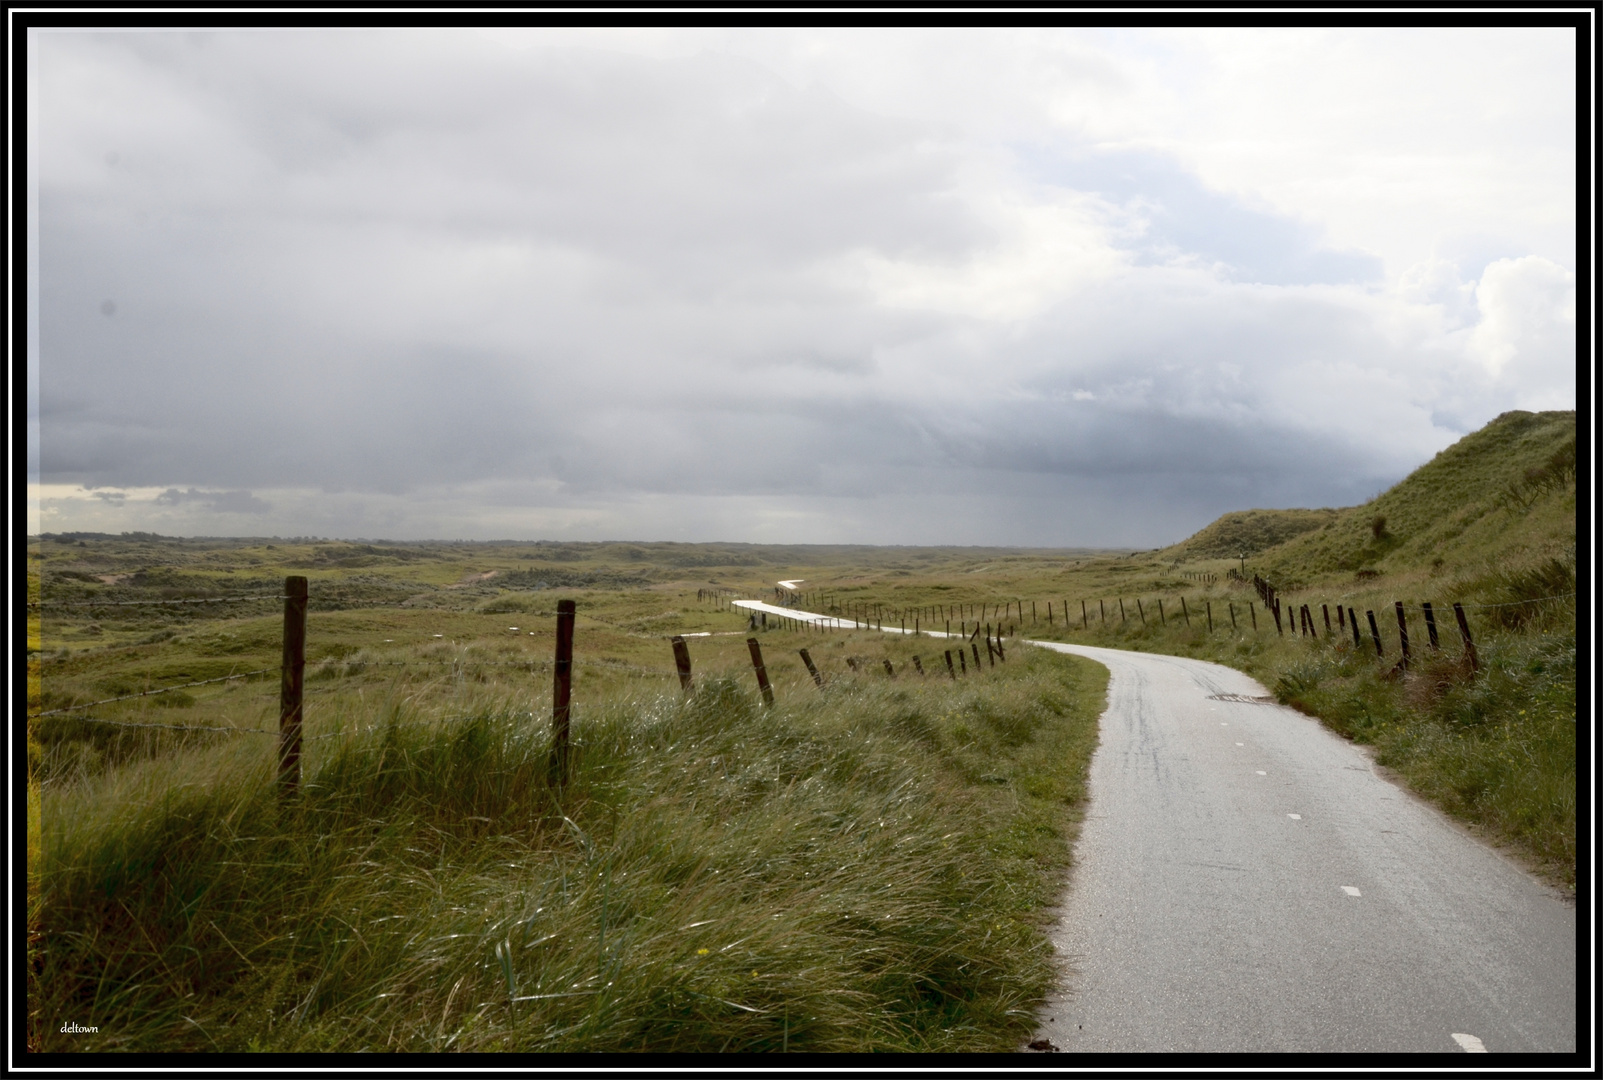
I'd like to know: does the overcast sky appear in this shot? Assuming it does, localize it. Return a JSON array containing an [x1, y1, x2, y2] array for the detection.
[[26, 26, 1578, 546]]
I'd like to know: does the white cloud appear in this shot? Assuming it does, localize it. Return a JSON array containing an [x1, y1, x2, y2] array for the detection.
[[1467, 256, 1576, 392]]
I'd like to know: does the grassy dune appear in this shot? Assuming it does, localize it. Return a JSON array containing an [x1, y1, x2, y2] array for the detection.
[[28, 612, 1105, 1052]]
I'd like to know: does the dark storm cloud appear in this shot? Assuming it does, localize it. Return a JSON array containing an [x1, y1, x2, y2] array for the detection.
[[29, 29, 1573, 544], [154, 487, 272, 514]]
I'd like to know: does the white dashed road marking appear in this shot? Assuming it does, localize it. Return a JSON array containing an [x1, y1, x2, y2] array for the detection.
[[1341, 886, 1362, 897], [1288, 814, 1302, 820], [1256, 770, 1266, 776], [1452, 1033, 1488, 1052]]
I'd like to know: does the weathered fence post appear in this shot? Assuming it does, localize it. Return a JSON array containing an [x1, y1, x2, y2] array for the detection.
[[945, 650, 956, 678], [1394, 602, 1411, 668], [1137, 598, 1146, 625], [550, 599, 576, 784], [1229, 602, 1236, 629], [971, 641, 982, 670], [1158, 598, 1166, 625], [883, 658, 896, 678], [671, 635, 693, 693], [1350, 608, 1361, 648], [1452, 603, 1478, 673], [912, 656, 924, 676], [1099, 600, 1106, 624], [1119, 598, 1127, 622], [1422, 602, 1440, 649], [1206, 601, 1213, 632], [1366, 610, 1383, 657], [1180, 596, 1190, 627], [1272, 600, 1282, 635], [799, 648, 824, 688], [1250, 602, 1257, 631], [1322, 604, 1332, 634], [278, 575, 308, 797], [747, 637, 775, 705]]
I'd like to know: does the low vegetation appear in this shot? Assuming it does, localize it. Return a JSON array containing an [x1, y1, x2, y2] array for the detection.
[[28, 602, 1105, 1052]]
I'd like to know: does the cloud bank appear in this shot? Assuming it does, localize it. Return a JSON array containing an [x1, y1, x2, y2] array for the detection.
[[28, 28, 1577, 545]]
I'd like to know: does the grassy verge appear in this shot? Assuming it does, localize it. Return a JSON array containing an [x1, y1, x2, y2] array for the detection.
[[29, 641, 1105, 1052], [1030, 587, 1575, 887]]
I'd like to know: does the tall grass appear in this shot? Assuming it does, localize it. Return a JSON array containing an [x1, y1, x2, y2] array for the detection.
[[29, 647, 1105, 1052]]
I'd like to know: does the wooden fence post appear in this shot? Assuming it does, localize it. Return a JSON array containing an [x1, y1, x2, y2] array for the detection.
[[1422, 602, 1440, 649], [747, 637, 775, 705], [1180, 597, 1190, 627], [1350, 608, 1361, 648], [971, 641, 982, 670], [549, 599, 576, 784], [1206, 601, 1213, 632], [1119, 598, 1126, 622], [1250, 602, 1256, 631], [1394, 602, 1411, 668], [1338, 605, 1346, 631], [1228, 602, 1236, 629], [1366, 610, 1383, 657], [1099, 600, 1106, 623], [671, 635, 693, 694], [912, 656, 924, 676], [883, 658, 896, 678], [1137, 598, 1146, 625], [1452, 603, 1478, 673], [1082, 600, 1088, 628], [278, 575, 308, 797], [1158, 598, 1166, 625], [1272, 600, 1282, 635], [799, 648, 823, 688], [1322, 604, 1332, 634], [945, 650, 956, 678]]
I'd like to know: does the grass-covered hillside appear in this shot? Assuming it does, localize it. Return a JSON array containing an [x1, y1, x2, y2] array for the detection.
[[1166, 507, 1340, 561], [1049, 409, 1578, 884], [1249, 410, 1576, 588]]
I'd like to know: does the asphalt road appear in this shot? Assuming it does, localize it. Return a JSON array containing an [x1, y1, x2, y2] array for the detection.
[[1027, 641, 1576, 1054]]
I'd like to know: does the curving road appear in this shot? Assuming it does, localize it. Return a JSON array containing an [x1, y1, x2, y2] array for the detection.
[[723, 593, 1576, 1053], [1028, 641, 1576, 1054]]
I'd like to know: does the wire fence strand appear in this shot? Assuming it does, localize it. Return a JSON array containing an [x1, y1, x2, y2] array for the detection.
[[49, 715, 278, 736], [28, 668, 276, 719], [28, 594, 289, 609]]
